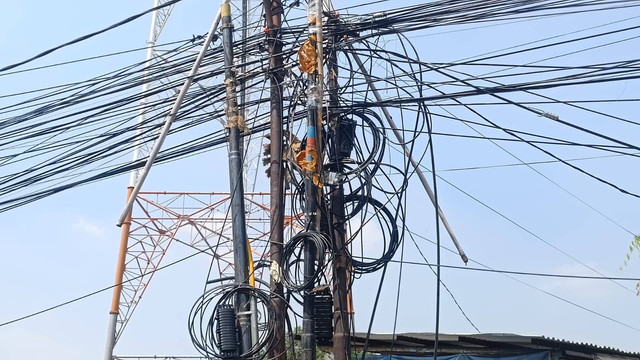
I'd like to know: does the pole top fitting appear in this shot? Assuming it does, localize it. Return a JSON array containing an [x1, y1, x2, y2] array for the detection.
[[221, 3, 231, 17]]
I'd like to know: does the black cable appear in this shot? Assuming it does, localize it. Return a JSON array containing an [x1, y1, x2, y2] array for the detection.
[[0, 246, 203, 328], [281, 231, 331, 292], [0, 38, 196, 79], [424, 105, 442, 359], [362, 256, 640, 282], [404, 230, 481, 333], [188, 283, 283, 360], [0, 0, 185, 73], [404, 230, 640, 333]]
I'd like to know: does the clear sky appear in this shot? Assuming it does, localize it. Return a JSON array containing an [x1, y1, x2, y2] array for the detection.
[[0, 1, 639, 359]]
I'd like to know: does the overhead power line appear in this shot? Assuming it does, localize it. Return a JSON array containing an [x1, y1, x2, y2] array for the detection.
[[0, 248, 204, 328], [379, 257, 640, 281], [0, 0, 184, 73]]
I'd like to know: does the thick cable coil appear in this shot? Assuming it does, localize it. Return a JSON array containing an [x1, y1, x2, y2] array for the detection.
[[281, 231, 332, 292], [342, 194, 400, 274], [325, 109, 385, 181], [188, 283, 278, 360]]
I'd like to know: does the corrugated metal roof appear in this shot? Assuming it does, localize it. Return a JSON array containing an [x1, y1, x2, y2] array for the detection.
[[348, 332, 640, 359], [538, 336, 640, 357]]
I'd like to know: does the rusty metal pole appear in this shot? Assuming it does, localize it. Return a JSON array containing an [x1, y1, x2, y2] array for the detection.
[[262, 1, 287, 359], [327, 16, 351, 360], [104, 186, 134, 360]]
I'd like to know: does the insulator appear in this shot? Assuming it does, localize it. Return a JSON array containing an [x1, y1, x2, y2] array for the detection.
[[314, 289, 333, 345], [262, 143, 271, 166], [216, 304, 238, 359]]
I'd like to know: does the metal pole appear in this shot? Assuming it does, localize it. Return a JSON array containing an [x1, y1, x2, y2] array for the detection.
[[262, 1, 287, 359], [348, 46, 468, 264], [221, 3, 253, 355], [236, 0, 259, 347], [117, 6, 224, 227], [240, 0, 249, 188], [302, 101, 319, 360], [104, 1, 162, 357], [104, 187, 134, 360], [315, 0, 324, 173], [328, 18, 351, 360], [302, 2, 324, 359]]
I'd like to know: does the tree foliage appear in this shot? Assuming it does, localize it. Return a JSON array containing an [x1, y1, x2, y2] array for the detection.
[[622, 235, 640, 295]]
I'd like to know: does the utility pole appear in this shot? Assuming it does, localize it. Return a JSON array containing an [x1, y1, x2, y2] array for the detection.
[[302, 100, 319, 360], [239, 0, 249, 187], [327, 14, 351, 360], [221, 3, 253, 354], [240, 0, 248, 118], [300, 1, 325, 359], [262, 1, 287, 358]]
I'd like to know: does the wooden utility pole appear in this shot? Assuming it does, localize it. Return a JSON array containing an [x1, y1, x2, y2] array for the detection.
[[263, 1, 287, 359]]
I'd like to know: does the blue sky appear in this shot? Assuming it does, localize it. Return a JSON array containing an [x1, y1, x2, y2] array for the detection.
[[0, 1, 639, 359]]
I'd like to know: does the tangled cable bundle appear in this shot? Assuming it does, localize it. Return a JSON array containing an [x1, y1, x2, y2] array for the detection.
[[325, 109, 385, 182], [188, 282, 279, 360], [1, 0, 639, 211], [1, 0, 639, 353]]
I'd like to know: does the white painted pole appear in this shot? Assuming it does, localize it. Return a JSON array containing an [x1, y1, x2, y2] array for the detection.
[[129, 0, 162, 187]]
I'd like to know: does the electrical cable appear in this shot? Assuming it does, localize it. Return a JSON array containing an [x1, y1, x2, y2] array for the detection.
[[0, 0, 185, 73], [0, 245, 204, 328], [3, 2, 640, 354]]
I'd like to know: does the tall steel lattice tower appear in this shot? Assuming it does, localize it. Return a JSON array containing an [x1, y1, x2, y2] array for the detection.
[[102, 1, 282, 359]]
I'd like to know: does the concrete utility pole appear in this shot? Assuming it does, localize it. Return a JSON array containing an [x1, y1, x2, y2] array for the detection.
[[262, 1, 287, 358], [221, 2, 253, 355]]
